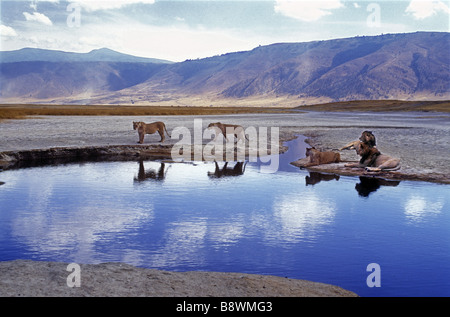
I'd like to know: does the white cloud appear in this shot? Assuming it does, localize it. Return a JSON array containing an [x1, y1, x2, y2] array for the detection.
[[405, 0, 450, 20], [274, 0, 344, 22], [66, 21, 261, 62], [404, 195, 443, 223], [0, 25, 18, 37], [273, 192, 335, 242], [120, 24, 261, 62], [23, 11, 53, 26], [72, 0, 155, 12], [30, 0, 60, 11]]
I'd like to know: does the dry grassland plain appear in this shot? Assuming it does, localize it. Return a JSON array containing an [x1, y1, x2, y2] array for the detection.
[[0, 104, 294, 120], [0, 100, 448, 120]]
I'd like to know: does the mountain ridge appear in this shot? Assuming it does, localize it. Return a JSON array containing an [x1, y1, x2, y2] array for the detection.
[[0, 47, 173, 64], [1, 32, 449, 105]]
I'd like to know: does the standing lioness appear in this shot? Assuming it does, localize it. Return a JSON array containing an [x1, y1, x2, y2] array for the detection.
[[133, 121, 170, 144], [207, 122, 248, 143]]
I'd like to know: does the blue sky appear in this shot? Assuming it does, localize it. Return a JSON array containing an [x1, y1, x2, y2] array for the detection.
[[1, 1, 449, 62]]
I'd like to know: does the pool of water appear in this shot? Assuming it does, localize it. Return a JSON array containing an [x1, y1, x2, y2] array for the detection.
[[0, 136, 449, 297]]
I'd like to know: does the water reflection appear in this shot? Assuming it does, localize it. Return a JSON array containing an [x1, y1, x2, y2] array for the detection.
[[304, 172, 401, 197], [0, 136, 449, 296], [150, 219, 208, 268], [12, 200, 153, 264], [404, 195, 444, 223], [134, 160, 168, 183], [305, 172, 340, 186], [355, 177, 400, 197], [207, 161, 247, 179], [274, 192, 335, 242]]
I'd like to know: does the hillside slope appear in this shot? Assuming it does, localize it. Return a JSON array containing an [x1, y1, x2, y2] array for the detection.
[[1, 32, 448, 105], [135, 32, 449, 102]]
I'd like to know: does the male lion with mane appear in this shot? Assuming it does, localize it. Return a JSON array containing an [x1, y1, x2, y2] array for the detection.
[[343, 141, 400, 172], [133, 121, 170, 144], [341, 131, 400, 172]]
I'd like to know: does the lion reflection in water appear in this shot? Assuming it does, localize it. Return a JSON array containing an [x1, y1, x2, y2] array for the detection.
[[355, 176, 400, 197], [134, 161, 168, 183], [208, 161, 247, 178], [305, 171, 400, 197], [305, 172, 340, 185]]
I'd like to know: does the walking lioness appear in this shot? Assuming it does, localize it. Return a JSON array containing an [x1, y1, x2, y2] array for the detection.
[[133, 121, 170, 144], [207, 122, 248, 143]]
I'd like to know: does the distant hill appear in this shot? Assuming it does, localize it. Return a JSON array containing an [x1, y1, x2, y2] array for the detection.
[[1, 32, 449, 105], [0, 47, 173, 64]]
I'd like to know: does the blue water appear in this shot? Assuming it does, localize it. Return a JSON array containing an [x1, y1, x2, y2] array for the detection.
[[0, 137, 449, 297]]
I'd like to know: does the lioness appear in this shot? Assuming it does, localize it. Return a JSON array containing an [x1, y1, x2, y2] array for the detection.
[[207, 122, 248, 143], [302, 147, 341, 167], [344, 141, 400, 172], [133, 121, 170, 144]]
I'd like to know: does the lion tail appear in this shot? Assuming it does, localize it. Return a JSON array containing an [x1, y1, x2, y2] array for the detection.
[[164, 124, 170, 138]]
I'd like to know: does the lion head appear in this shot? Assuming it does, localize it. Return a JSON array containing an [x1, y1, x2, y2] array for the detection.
[[359, 131, 376, 147], [133, 121, 144, 130], [305, 147, 316, 157]]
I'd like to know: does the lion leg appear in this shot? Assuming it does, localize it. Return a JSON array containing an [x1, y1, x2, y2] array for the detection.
[[211, 128, 221, 142], [334, 153, 341, 163], [236, 130, 246, 144], [158, 129, 165, 142], [138, 132, 144, 144], [340, 140, 360, 151], [302, 157, 318, 167], [366, 158, 400, 172], [225, 133, 232, 143], [364, 167, 381, 172], [365, 159, 400, 172]]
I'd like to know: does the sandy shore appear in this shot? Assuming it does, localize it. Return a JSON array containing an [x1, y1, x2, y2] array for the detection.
[[0, 111, 448, 297], [0, 260, 357, 297]]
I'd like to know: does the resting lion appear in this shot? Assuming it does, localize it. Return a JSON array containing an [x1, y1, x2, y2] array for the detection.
[[302, 147, 341, 167], [343, 141, 400, 172], [207, 122, 248, 143], [133, 121, 170, 144]]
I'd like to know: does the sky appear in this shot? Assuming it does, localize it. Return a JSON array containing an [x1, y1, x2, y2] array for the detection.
[[1, 0, 449, 62]]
